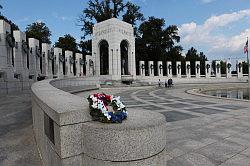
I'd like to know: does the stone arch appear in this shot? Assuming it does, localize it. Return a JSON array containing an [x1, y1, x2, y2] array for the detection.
[[99, 40, 109, 75], [120, 40, 130, 75]]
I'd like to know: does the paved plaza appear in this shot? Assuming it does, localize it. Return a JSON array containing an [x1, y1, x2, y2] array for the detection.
[[1, 84, 250, 165], [0, 92, 41, 166]]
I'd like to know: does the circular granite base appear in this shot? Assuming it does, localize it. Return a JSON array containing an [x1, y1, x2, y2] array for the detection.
[[82, 109, 167, 162]]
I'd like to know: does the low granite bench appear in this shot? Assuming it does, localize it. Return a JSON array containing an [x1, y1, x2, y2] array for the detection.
[[31, 77, 167, 166]]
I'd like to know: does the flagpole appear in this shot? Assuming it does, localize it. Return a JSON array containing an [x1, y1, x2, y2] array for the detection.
[[247, 37, 250, 86]]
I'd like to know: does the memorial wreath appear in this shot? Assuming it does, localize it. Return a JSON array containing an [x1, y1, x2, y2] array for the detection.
[[87, 93, 127, 123]]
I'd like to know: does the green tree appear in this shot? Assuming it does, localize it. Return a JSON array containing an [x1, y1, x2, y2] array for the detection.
[[79, 0, 144, 38], [0, 4, 3, 16], [26, 22, 51, 44], [220, 61, 226, 74], [79, 39, 92, 55], [136, 17, 181, 61], [185, 47, 207, 75], [54, 34, 79, 52], [135, 16, 182, 75], [55, 34, 80, 76], [243, 61, 249, 74]]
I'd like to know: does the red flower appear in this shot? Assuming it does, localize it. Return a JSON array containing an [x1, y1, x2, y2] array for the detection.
[[104, 95, 112, 102]]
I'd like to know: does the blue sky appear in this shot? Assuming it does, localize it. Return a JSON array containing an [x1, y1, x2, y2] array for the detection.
[[2, 0, 250, 61]]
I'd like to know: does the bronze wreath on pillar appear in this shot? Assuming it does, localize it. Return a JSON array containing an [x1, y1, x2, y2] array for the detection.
[[48, 51, 55, 60], [80, 59, 85, 66], [89, 59, 94, 67], [22, 41, 29, 54], [69, 56, 75, 64], [6, 33, 15, 48], [216, 63, 220, 69], [227, 63, 231, 69], [59, 54, 64, 62], [141, 64, 145, 69], [36, 46, 41, 57]]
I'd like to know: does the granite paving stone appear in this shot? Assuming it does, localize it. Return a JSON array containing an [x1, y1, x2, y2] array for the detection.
[[167, 152, 216, 166], [240, 148, 250, 157], [185, 107, 227, 115], [163, 103, 191, 108], [214, 105, 247, 110], [190, 101, 216, 105], [220, 154, 250, 166], [160, 111, 198, 122], [196, 140, 246, 165]]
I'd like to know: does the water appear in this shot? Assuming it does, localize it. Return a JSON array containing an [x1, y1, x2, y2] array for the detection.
[[203, 88, 250, 100]]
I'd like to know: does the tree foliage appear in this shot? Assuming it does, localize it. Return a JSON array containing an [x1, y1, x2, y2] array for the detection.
[[54, 34, 79, 52], [136, 17, 181, 61], [243, 61, 249, 74], [79, 0, 144, 38], [26, 22, 51, 44], [185, 47, 208, 75], [79, 39, 92, 55], [0, 4, 3, 16]]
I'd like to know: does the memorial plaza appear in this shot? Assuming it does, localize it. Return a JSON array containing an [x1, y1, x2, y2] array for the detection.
[[1, 0, 250, 165]]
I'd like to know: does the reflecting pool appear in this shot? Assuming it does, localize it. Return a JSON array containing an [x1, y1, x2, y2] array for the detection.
[[203, 88, 250, 100]]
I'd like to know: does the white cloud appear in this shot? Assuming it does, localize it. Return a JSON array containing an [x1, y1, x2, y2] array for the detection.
[[179, 9, 250, 60], [16, 17, 29, 23], [52, 12, 73, 21], [200, 0, 216, 4]]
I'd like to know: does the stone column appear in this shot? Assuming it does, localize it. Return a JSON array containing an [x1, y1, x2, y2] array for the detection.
[[53, 47, 63, 78], [75, 53, 83, 77], [65, 51, 74, 77], [215, 60, 221, 78], [186, 61, 191, 78], [41, 43, 52, 78], [205, 61, 211, 78], [28, 38, 41, 80], [13, 30, 29, 82], [237, 90, 243, 99], [86, 55, 94, 76], [226, 60, 232, 78], [195, 61, 200, 78], [139, 61, 145, 76], [176, 61, 181, 78], [167, 61, 172, 77], [236, 60, 243, 78], [0, 20, 15, 81], [157, 61, 163, 76], [148, 61, 154, 76]]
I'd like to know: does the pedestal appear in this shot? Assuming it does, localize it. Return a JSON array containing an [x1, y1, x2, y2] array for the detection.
[[65, 51, 74, 77], [236, 60, 243, 78], [167, 61, 172, 78], [195, 61, 200, 78], [157, 61, 163, 76], [139, 61, 145, 76], [148, 61, 154, 76], [176, 61, 181, 78], [186, 61, 191, 78], [226, 61, 232, 78], [205, 61, 211, 78], [215, 60, 221, 78]]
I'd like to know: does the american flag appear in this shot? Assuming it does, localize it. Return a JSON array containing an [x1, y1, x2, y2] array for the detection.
[[244, 39, 248, 54]]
